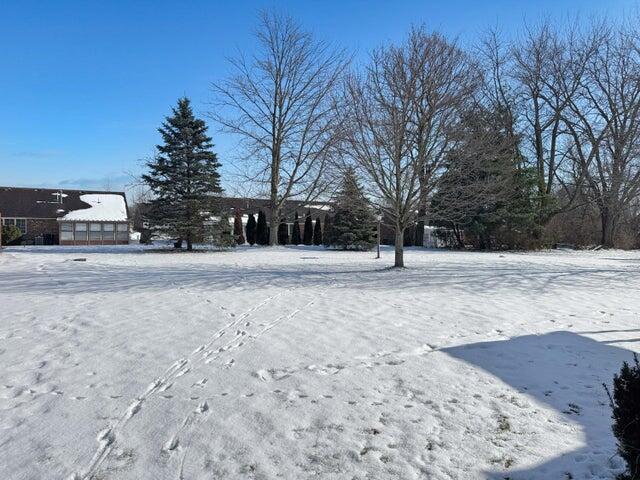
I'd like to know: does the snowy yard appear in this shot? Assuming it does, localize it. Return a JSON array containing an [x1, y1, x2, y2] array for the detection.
[[1, 246, 639, 480]]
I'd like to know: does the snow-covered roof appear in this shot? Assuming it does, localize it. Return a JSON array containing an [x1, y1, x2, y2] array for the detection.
[[58, 194, 128, 222]]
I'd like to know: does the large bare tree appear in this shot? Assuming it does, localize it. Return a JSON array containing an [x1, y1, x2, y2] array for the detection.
[[562, 22, 640, 246], [211, 11, 349, 245], [410, 30, 477, 245], [343, 46, 417, 267], [343, 28, 472, 266]]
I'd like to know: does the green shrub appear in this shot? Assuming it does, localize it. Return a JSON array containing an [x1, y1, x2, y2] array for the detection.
[[1, 225, 22, 245], [605, 353, 640, 480]]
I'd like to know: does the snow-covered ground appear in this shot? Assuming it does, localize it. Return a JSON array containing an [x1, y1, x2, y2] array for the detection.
[[1, 246, 638, 480]]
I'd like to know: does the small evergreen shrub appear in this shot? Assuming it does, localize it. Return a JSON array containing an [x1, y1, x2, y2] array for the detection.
[[256, 210, 269, 245], [291, 212, 302, 245], [313, 217, 322, 245], [209, 214, 236, 249], [246, 214, 257, 246], [605, 353, 640, 480], [328, 168, 376, 250], [277, 220, 289, 245], [1, 225, 22, 245], [233, 212, 245, 245], [303, 212, 313, 245]]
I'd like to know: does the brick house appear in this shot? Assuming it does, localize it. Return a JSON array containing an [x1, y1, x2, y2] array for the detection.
[[0, 186, 129, 245]]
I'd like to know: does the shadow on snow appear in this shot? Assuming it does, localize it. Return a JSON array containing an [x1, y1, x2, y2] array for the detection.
[[444, 331, 635, 479]]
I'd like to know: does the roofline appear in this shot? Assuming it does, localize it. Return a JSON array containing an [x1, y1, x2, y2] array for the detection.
[[0, 186, 126, 195], [56, 218, 130, 222], [218, 196, 332, 204]]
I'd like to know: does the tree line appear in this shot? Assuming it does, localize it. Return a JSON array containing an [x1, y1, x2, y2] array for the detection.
[[142, 11, 640, 267]]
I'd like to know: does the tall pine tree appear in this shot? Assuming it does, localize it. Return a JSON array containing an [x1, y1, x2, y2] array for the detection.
[[329, 168, 376, 250], [313, 217, 322, 245], [303, 211, 313, 245], [143, 98, 222, 250], [291, 212, 302, 245], [246, 213, 257, 245]]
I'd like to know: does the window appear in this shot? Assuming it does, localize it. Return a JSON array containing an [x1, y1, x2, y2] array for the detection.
[[15, 219, 26, 234], [89, 223, 102, 241], [2, 218, 27, 235], [74, 222, 87, 241], [60, 222, 74, 241], [116, 223, 128, 241], [103, 223, 115, 240]]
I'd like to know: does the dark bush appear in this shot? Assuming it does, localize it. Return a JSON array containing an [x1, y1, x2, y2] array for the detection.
[[605, 353, 640, 480]]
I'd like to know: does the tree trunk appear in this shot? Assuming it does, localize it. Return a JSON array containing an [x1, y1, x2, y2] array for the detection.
[[269, 208, 279, 246], [600, 209, 616, 248], [394, 225, 404, 268], [453, 225, 464, 249], [186, 233, 193, 251]]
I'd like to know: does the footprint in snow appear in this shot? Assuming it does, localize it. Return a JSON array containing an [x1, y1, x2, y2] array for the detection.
[[163, 435, 179, 452], [224, 359, 235, 368], [126, 400, 142, 419], [192, 378, 208, 388], [160, 382, 173, 392]]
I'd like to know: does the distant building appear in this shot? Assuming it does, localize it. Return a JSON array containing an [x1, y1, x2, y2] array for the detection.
[[0, 186, 130, 245], [216, 196, 331, 219]]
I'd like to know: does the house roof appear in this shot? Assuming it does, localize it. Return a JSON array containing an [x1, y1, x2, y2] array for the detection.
[[217, 196, 332, 222], [0, 186, 129, 221], [59, 193, 128, 222]]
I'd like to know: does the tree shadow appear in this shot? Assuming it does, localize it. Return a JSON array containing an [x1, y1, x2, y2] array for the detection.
[[2, 254, 636, 296], [443, 331, 635, 479]]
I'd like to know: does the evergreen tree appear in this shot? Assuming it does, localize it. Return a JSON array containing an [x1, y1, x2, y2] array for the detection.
[[246, 213, 257, 246], [210, 213, 235, 249], [277, 219, 290, 245], [606, 354, 640, 480], [303, 211, 313, 245], [1, 225, 22, 246], [291, 212, 302, 245], [142, 97, 222, 250], [322, 214, 333, 247], [313, 217, 322, 245], [430, 106, 540, 250], [233, 212, 245, 245], [329, 168, 376, 250], [256, 210, 268, 245]]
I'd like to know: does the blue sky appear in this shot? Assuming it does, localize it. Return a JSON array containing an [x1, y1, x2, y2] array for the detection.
[[0, 0, 636, 194]]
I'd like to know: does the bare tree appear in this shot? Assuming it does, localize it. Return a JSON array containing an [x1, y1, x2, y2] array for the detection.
[[410, 29, 477, 246], [211, 11, 349, 245], [478, 22, 597, 222], [343, 38, 421, 267], [343, 28, 474, 266], [562, 22, 640, 246]]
